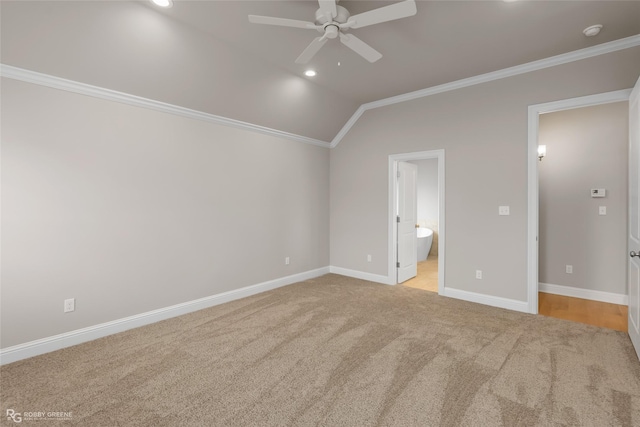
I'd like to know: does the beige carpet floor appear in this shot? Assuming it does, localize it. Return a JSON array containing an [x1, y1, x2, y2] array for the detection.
[[2, 274, 640, 426]]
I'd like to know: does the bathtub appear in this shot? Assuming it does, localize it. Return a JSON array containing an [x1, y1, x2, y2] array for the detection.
[[417, 227, 433, 261]]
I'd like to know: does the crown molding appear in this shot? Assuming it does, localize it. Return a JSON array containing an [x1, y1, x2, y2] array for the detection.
[[330, 105, 366, 148], [330, 34, 640, 148], [0, 64, 331, 148], [3, 34, 639, 150]]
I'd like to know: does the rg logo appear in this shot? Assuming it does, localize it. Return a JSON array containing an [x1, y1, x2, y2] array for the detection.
[[6, 409, 22, 423]]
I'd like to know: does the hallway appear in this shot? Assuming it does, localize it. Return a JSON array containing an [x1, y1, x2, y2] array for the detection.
[[402, 261, 628, 332]]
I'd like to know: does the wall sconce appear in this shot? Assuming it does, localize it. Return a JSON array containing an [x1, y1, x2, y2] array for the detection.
[[538, 145, 546, 161]]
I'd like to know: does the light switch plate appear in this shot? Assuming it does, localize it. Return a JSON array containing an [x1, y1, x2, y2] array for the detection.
[[599, 206, 607, 215]]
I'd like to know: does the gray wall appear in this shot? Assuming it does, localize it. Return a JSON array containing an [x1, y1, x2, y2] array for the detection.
[[330, 47, 640, 302], [539, 102, 628, 295], [410, 159, 439, 256], [1, 78, 330, 348]]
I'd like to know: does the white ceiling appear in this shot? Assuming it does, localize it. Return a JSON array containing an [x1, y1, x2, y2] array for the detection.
[[2, 1, 639, 142]]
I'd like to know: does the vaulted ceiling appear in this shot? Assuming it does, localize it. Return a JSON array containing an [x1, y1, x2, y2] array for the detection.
[[2, 1, 639, 142]]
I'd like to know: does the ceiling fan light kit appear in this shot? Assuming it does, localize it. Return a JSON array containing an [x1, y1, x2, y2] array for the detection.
[[248, 0, 417, 64]]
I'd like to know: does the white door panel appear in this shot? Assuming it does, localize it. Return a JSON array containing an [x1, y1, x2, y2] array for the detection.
[[628, 76, 640, 360], [397, 162, 417, 283], [629, 262, 639, 334]]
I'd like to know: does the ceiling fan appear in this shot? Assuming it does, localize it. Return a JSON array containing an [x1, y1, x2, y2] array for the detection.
[[248, 0, 417, 64]]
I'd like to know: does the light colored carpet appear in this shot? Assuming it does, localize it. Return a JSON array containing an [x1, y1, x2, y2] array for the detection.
[[2, 274, 640, 426]]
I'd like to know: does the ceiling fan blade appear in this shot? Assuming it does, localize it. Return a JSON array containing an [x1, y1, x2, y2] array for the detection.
[[248, 15, 317, 30], [318, 0, 337, 19], [349, 0, 417, 29], [295, 37, 328, 64], [339, 33, 382, 63]]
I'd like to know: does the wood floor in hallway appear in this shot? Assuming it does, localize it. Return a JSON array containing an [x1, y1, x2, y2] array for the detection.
[[538, 292, 628, 333], [402, 258, 628, 332]]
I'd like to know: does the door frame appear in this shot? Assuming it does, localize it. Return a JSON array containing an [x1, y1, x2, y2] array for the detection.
[[527, 89, 632, 314], [388, 150, 445, 291]]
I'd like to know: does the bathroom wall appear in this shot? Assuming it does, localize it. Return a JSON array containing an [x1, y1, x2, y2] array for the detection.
[[410, 159, 439, 256], [538, 101, 628, 297]]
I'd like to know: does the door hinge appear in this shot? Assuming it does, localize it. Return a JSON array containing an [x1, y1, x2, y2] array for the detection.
[[397, 216, 400, 223], [397, 170, 401, 178], [396, 262, 400, 268]]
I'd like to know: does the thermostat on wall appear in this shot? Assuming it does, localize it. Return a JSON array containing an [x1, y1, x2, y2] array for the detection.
[[591, 188, 606, 198]]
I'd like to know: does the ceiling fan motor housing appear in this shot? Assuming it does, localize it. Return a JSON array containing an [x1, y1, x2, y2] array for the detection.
[[323, 25, 340, 39], [315, 5, 350, 26]]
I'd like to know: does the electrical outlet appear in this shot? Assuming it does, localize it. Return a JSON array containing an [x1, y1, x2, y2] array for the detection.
[[367, 254, 372, 262], [499, 206, 510, 216], [285, 257, 290, 265], [64, 298, 75, 313], [475, 270, 483, 279], [566, 265, 573, 274]]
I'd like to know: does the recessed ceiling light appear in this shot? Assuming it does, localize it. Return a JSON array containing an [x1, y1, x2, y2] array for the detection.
[[583, 24, 603, 37], [304, 70, 317, 77], [151, 0, 173, 8]]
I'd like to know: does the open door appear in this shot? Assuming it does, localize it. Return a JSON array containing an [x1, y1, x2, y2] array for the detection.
[[397, 161, 418, 283], [629, 76, 640, 360]]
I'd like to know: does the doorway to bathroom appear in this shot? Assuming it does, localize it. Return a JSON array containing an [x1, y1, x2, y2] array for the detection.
[[388, 150, 445, 294]]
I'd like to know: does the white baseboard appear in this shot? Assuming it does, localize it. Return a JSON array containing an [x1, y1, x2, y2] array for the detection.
[[328, 267, 529, 314], [442, 287, 529, 313], [0, 267, 330, 365], [539, 282, 628, 306], [329, 266, 393, 285]]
